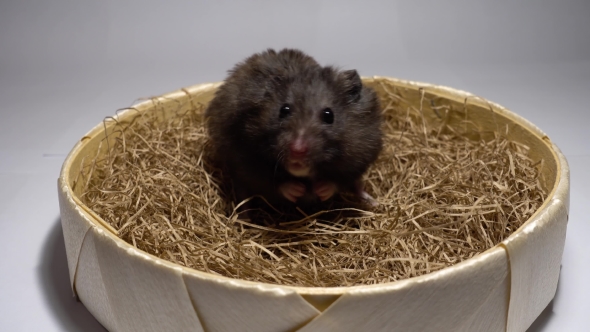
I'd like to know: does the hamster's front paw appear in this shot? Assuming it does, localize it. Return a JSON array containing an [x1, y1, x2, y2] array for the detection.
[[279, 181, 306, 202], [313, 181, 337, 201], [358, 190, 379, 207], [354, 179, 378, 207]]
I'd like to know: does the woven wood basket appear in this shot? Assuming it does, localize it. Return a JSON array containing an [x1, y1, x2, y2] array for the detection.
[[58, 77, 569, 332]]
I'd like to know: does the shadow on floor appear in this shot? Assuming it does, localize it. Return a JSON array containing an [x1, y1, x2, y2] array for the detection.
[[36, 218, 106, 331]]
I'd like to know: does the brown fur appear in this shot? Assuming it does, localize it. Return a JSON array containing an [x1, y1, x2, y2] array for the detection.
[[205, 48, 383, 210]]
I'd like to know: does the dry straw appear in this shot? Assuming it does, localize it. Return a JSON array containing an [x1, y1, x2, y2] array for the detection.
[[80, 85, 546, 287]]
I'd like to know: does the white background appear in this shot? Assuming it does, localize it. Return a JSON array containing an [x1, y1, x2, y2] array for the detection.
[[1, 0, 589, 330]]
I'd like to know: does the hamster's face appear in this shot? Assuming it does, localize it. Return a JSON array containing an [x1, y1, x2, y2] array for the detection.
[[250, 68, 379, 179], [273, 78, 342, 177]]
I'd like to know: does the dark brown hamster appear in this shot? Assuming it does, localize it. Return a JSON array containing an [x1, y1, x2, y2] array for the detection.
[[205, 48, 382, 212]]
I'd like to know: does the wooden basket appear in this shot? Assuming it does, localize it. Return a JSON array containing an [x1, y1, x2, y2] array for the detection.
[[58, 77, 569, 332]]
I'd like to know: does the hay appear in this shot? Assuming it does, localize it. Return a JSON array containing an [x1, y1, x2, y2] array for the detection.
[[79, 85, 546, 287]]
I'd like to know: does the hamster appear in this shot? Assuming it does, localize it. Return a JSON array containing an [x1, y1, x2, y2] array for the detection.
[[205, 48, 383, 213]]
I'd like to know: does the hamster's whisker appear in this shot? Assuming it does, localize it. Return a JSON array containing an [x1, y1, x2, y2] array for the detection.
[[274, 151, 285, 177]]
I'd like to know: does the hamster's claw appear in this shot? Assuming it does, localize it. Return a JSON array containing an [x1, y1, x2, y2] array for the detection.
[[279, 182, 306, 202], [313, 181, 337, 201], [355, 180, 378, 207], [359, 190, 379, 207]]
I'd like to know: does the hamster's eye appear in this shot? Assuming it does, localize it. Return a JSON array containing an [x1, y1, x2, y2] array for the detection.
[[279, 104, 291, 119], [321, 108, 334, 124]]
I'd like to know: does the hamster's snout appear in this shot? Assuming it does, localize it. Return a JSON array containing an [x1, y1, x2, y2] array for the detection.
[[289, 137, 309, 159], [286, 136, 311, 177]]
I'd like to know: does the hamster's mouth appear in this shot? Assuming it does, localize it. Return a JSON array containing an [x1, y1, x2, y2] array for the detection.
[[286, 158, 311, 177]]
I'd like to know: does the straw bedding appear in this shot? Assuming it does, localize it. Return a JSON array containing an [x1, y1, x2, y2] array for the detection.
[[79, 84, 546, 287]]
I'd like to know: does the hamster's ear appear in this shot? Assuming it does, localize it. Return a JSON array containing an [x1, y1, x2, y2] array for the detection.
[[339, 70, 362, 103]]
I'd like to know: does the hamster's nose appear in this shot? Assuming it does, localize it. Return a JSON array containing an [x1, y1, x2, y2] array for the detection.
[[289, 138, 309, 159]]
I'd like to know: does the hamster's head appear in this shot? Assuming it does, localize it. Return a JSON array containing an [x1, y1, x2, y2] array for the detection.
[[245, 65, 383, 180]]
